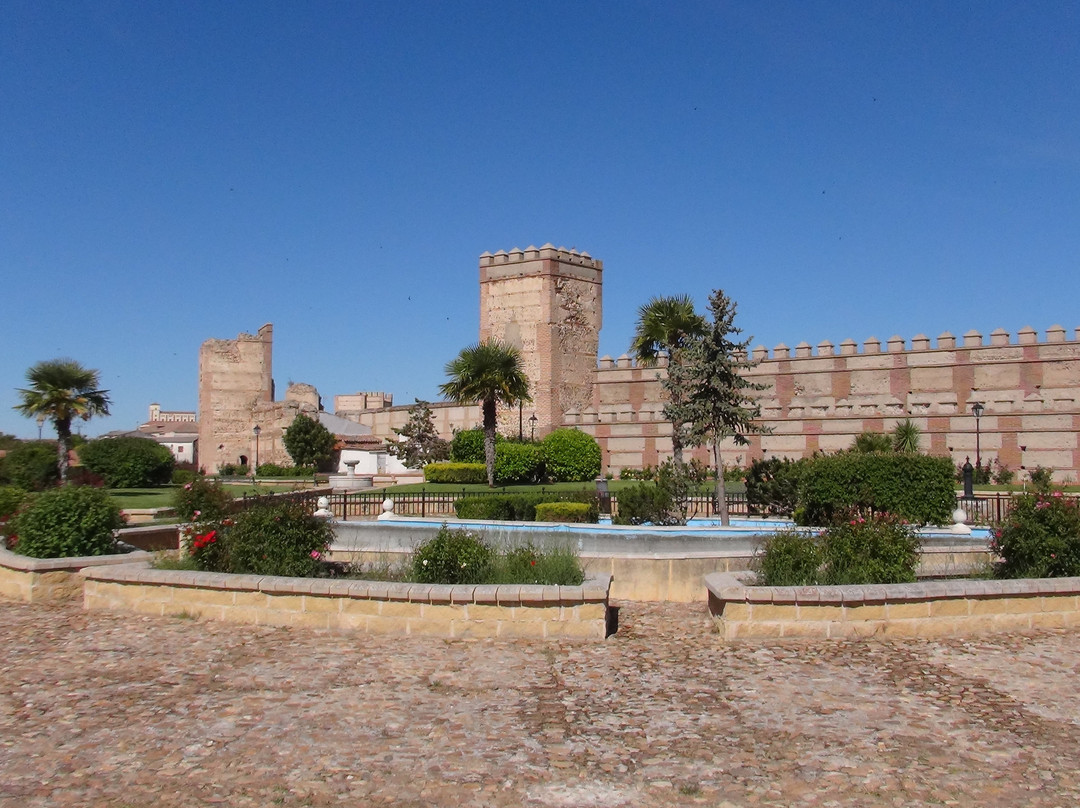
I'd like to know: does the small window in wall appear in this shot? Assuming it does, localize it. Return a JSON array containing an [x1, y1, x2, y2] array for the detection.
[[239, 455, 248, 466], [177, 446, 184, 453]]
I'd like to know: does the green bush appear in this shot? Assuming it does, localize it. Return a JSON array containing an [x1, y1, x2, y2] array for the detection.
[[1029, 466, 1054, 494], [613, 482, 675, 525], [754, 529, 822, 586], [797, 453, 954, 526], [992, 493, 1080, 579], [215, 499, 333, 577], [424, 463, 487, 484], [541, 429, 601, 482], [171, 465, 198, 485], [534, 501, 594, 523], [746, 457, 807, 516], [78, 436, 175, 488], [449, 429, 502, 463], [255, 463, 309, 477], [412, 526, 494, 584], [454, 493, 598, 522], [619, 466, 656, 481], [1, 441, 59, 491], [818, 513, 920, 585], [0, 486, 30, 524], [754, 514, 920, 586], [172, 476, 234, 521], [8, 486, 124, 558], [489, 543, 585, 585], [219, 463, 249, 477], [494, 442, 543, 485]]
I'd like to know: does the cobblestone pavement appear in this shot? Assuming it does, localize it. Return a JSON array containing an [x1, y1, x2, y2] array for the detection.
[[2, 600, 1079, 808]]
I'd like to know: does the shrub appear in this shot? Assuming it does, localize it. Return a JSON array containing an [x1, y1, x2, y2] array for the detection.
[[494, 442, 543, 485], [489, 543, 585, 585], [216, 499, 333, 577], [172, 476, 233, 521], [754, 514, 920, 586], [8, 486, 124, 558], [424, 463, 487, 484], [991, 459, 1015, 486], [619, 466, 656, 481], [1, 441, 59, 491], [541, 429, 602, 482], [817, 513, 920, 585], [534, 502, 594, 523], [0, 486, 29, 524], [992, 493, 1080, 579], [1029, 465, 1054, 494], [78, 436, 175, 488], [797, 453, 954, 526], [454, 493, 598, 522], [171, 464, 198, 485], [450, 429, 502, 463], [614, 483, 677, 526], [219, 463, 249, 477], [754, 529, 822, 586], [746, 457, 807, 516], [255, 463, 309, 477], [412, 526, 494, 584]]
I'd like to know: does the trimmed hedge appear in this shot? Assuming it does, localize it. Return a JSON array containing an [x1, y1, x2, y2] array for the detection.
[[746, 457, 807, 516], [534, 501, 594, 523], [494, 442, 543, 485], [796, 453, 955, 526], [449, 429, 504, 463], [454, 493, 599, 522], [541, 428, 602, 483], [424, 463, 487, 484]]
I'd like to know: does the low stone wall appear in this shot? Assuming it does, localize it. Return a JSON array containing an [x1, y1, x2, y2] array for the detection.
[[706, 571, 1080, 641], [81, 563, 613, 640], [0, 547, 154, 603]]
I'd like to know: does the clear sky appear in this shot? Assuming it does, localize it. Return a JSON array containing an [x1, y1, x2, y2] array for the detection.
[[3, 1, 1079, 439]]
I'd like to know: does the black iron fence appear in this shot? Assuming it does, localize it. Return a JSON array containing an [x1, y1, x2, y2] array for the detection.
[[235, 486, 1077, 527]]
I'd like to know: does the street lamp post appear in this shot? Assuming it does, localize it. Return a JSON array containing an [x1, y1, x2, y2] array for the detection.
[[971, 402, 983, 471], [252, 425, 261, 478], [529, 414, 538, 442]]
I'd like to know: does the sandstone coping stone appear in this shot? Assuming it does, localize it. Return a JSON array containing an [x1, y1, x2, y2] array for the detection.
[[0, 546, 154, 573]]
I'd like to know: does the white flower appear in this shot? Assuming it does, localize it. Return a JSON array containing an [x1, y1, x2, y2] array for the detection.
[[422, 559, 428, 566]]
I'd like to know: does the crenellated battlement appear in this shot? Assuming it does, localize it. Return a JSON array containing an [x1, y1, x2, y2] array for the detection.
[[479, 243, 603, 270]]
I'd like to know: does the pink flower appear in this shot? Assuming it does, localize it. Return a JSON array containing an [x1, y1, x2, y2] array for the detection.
[[310, 550, 321, 559], [184, 483, 192, 490]]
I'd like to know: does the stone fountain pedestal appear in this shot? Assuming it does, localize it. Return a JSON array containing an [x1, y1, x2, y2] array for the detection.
[[328, 460, 373, 491]]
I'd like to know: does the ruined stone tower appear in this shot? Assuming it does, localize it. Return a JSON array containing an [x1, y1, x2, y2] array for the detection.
[[479, 245, 603, 437], [197, 324, 274, 473]]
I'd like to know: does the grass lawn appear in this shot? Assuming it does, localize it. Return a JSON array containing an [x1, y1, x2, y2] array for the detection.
[[108, 488, 180, 509]]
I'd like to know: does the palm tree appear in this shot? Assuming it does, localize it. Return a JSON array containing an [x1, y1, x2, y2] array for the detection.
[[439, 340, 531, 487], [630, 295, 706, 465], [14, 359, 111, 483], [892, 418, 922, 453]]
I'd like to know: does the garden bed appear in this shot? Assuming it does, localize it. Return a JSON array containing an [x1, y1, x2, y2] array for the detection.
[[706, 571, 1080, 641], [80, 562, 613, 640]]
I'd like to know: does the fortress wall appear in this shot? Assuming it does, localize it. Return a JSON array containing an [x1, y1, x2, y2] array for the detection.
[[571, 327, 1080, 480]]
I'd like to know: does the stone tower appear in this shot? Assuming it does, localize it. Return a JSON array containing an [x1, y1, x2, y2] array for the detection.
[[197, 323, 274, 473], [479, 245, 603, 437]]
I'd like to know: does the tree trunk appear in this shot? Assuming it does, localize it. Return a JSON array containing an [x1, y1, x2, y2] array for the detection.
[[713, 439, 729, 526], [56, 419, 71, 484], [482, 400, 497, 488], [671, 428, 685, 467]]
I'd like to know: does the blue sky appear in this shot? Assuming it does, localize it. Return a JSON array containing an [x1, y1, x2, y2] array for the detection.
[[3, 1, 1079, 439]]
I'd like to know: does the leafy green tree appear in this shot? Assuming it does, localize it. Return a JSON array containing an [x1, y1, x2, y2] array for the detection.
[[13, 359, 111, 483], [387, 400, 450, 469], [282, 413, 337, 470], [439, 340, 531, 487], [79, 436, 175, 488], [629, 295, 706, 466], [891, 418, 922, 453], [665, 289, 768, 525]]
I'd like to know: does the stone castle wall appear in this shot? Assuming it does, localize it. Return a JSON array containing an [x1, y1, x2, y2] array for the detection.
[[568, 326, 1080, 480]]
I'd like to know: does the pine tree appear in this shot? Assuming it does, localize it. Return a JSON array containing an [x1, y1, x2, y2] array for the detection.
[[387, 400, 450, 469], [665, 289, 769, 525]]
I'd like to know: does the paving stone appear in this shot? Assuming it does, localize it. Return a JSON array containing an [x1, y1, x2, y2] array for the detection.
[[1, 600, 1079, 806]]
